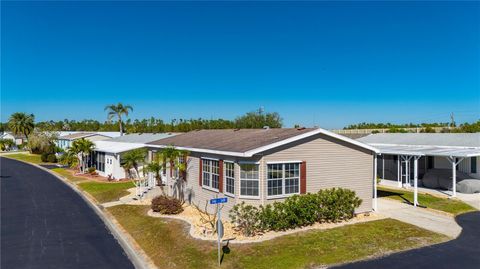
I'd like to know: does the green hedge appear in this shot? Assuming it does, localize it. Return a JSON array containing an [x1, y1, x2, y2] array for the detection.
[[230, 188, 362, 236]]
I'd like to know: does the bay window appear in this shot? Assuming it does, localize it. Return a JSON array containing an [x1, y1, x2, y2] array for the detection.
[[225, 162, 235, 195], [240, 163, 259, 197], [202, 159, 219, 190]]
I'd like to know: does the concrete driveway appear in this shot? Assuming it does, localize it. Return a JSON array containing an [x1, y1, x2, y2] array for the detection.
[[1, 157, 134, 269], [378, 198, 462, 238]]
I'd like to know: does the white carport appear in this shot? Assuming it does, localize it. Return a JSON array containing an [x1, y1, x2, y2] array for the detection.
[[373, 144, 480, 206]]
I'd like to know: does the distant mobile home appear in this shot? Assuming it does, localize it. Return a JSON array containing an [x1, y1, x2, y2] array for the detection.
[[146, 128, 379, 214], [56, 132, 113, 151], [92, 133, 177, 180]]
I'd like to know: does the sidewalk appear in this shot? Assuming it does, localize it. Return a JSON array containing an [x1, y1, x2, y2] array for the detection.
[[378, 198, 462, 238]]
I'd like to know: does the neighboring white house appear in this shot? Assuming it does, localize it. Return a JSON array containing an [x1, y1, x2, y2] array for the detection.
[[92, 133, 177, 180], [56, 132, 114, 151], [1, 132, 27, 146]]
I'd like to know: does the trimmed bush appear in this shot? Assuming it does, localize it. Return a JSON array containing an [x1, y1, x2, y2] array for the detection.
[[87, 167, 96, 174], [47, 154, 57, 163], [316, 188, 362, 222], [41, 152, 49, 162], [230, 188, 362, 236], [151, 196, 183, 215]]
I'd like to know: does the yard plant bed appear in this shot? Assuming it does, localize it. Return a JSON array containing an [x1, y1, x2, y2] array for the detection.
[[378, 186, 477, 215], [108, 205, 448, 269], [78, 181, 133, 203]]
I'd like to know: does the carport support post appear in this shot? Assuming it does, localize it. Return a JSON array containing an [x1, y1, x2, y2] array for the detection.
[[452, 158, 456, 197], [397, 155, 401, 187], [413, 156, 418, 207], [382, 156, 385, 180], [373, 154, 378, 211]]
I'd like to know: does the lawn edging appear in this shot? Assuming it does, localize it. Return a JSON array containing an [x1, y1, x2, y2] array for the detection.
[[2, 157, 154, 269]]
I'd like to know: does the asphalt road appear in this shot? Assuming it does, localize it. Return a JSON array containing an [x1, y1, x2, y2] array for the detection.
[[1, 157, 134, 269], [333, 211, 480, 269]]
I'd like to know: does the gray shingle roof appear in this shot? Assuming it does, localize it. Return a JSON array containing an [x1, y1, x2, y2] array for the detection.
[[147, 128, 317, 153]]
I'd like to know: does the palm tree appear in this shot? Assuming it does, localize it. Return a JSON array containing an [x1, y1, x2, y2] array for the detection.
[[8, 112, 35, 139], [145, 153, 164, 183], [70, 138, 95, 173], [121, 149, 146, 179], [104, 103, 133, 136], [58, 149, 79, 169]]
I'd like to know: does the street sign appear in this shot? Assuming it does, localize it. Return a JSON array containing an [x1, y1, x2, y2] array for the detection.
[[210, 197, 228, 204]]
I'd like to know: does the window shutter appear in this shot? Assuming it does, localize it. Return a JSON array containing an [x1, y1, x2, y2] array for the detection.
[[199, 158, 203, 186], [300, 161, 307, 194], [219, 160, 224, 193]]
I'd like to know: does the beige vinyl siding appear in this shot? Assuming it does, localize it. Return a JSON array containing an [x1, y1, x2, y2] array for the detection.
[[261, 133, 374, 213]]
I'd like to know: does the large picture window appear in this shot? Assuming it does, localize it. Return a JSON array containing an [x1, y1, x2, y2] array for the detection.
[[240, 163, 259, 197], [225, 162, 235, 195], [267, 162, 300, 197], [202, 159, 219, 190]]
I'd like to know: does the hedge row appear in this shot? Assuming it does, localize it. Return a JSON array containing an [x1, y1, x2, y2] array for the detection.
[[229, 188, 362, 237]]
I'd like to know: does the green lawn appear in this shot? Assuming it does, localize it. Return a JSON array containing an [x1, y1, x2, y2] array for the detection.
[[378, 186, 477, 215], [108, 205, 448, 269], [78, 181, 133, 203], [2, 153, 43, 164], [51, 168, 88, 183]]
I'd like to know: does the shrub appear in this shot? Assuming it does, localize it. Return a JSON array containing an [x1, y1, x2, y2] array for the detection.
[[151, 196, 183, 215], [229, 188, 362, 236], [41, 152, 49, 162], [87, 167, 96, 174], [229, 202, 261, 236], [47, 154, 57, 163], [317, 188, 362, 222]]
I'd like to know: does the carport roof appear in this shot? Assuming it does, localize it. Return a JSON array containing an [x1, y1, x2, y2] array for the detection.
[[371, 144, 480, 157], [357, 133, 480, 157]]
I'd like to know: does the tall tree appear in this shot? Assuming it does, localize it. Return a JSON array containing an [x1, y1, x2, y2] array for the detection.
[[104, 103, 133, 136], [235, 108, 282, 128], [8, 112, 35, 138]]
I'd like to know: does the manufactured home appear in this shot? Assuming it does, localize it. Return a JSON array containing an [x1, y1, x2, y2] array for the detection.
[[146, 128, 379, 215], [92, 133, 177, 180], [56, 132, 113, 151]]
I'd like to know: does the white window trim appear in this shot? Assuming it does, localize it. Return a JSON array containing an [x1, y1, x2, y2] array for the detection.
[[201, 158, 220, 191], [266, 162, 301, 198], [239, 163, 260, 199], [224, 161, 235, 197]]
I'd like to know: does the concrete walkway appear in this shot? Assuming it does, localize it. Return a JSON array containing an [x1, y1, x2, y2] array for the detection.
[[378, 198, 461, 238]]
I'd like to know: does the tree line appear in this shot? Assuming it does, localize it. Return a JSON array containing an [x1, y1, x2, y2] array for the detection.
[[0, 107, 284, 135], [344, 120, 480, 133]]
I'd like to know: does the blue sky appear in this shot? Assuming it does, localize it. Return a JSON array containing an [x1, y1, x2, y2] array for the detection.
[[2, 1, 479, 128]]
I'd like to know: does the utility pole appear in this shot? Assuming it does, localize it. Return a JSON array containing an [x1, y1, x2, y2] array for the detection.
[[450, 112, 456, 128]]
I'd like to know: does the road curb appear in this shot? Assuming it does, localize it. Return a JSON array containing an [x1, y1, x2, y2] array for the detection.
[[1, 157, 154, 269]]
